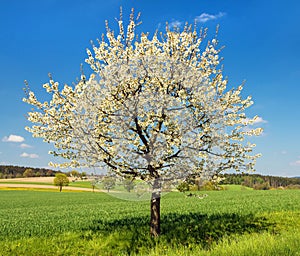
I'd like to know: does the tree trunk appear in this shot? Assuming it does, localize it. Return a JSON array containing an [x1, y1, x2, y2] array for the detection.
[[150, 179, 161, 236], [59, 185, 62, 192]]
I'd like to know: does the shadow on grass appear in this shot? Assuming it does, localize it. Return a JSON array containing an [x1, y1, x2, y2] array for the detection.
[[84, 212, 274, 255]]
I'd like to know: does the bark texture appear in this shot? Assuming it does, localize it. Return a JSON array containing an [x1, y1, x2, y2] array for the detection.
[[150, 179, 161, 236]]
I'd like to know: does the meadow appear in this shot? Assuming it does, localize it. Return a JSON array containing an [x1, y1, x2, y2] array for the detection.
[[0, 188, 299, 255]]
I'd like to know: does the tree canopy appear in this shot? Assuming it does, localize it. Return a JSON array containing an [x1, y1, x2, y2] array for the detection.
[[23, 8, 262, 235], [54, 173, 69, 192]]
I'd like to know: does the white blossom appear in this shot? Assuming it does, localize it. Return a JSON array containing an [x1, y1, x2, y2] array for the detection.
[[23, 11, 262, 185]]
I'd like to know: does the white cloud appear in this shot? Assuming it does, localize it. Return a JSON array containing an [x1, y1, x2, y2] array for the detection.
[[290, 160, 300, 166], [239, 116, 267, 136], [20, 152, 39, 159], [169, 20, 182, 28], [252, 117, 268, 124], [195, 12, 226, 23], [243, 116, 268, 125], [2, 134, 25, 143], [156, 22, 162, 30], [19, 143, 32, 149]]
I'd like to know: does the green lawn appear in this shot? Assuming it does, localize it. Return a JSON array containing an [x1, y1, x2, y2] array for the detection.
[[68, 180, 94, 188], [221, 184, 253, 190], [0, 189, 299, 255]]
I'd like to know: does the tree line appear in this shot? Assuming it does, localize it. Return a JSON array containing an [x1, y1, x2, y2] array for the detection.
[[177, 173, 300, 192], [220, 173, 300, 189], [0, 165, 58, 179]]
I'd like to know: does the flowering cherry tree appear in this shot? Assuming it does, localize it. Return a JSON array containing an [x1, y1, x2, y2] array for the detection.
[[23, 9, 262, 236]]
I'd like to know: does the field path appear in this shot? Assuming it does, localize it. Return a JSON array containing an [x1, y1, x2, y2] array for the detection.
[[0, 177, 103, 192], [0, 177, 55, 182], [0, 183, 99, 192]]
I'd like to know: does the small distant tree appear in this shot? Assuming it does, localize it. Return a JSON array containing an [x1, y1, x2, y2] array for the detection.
[[80, 172, 87, 180], [123, 178, 135, 192], [15, 173, 23, 178], [102, 176, 116, 192], [46, 170, 54, 177], [70, 170, 79, 177], [54, 173, 69, 192], [23, 168, 34, 177], [90, 179, 98, 192]]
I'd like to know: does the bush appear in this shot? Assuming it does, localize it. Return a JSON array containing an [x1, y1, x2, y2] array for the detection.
[[177, 182, 190, 193], [200, 181, 219, 191], [253, 182, 270, 190], [286, 184, 300, 190]]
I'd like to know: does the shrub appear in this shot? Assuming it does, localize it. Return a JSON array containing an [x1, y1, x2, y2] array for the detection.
[[253, 182, 270, 190], [177, 182, 190, 193], [286, 184, 300, 190]]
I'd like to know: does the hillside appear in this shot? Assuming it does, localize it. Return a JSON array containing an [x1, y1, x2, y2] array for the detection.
[[0, 165, 58, 179], [220, 173, 300, 189]]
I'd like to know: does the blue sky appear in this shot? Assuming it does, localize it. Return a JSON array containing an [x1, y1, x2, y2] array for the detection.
[[0, 0, 299, 177]]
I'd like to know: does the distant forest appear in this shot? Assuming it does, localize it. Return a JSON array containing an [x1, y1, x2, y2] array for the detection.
[[1, 165, 300, 190], [0, 165, 58, 179], [220, 173, 300, 189]]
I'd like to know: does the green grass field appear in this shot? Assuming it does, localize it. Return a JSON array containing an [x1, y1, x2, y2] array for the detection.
[[0, 189, 299, 255], [68, 180, 94, 188], [0, 180, 92, 188]]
